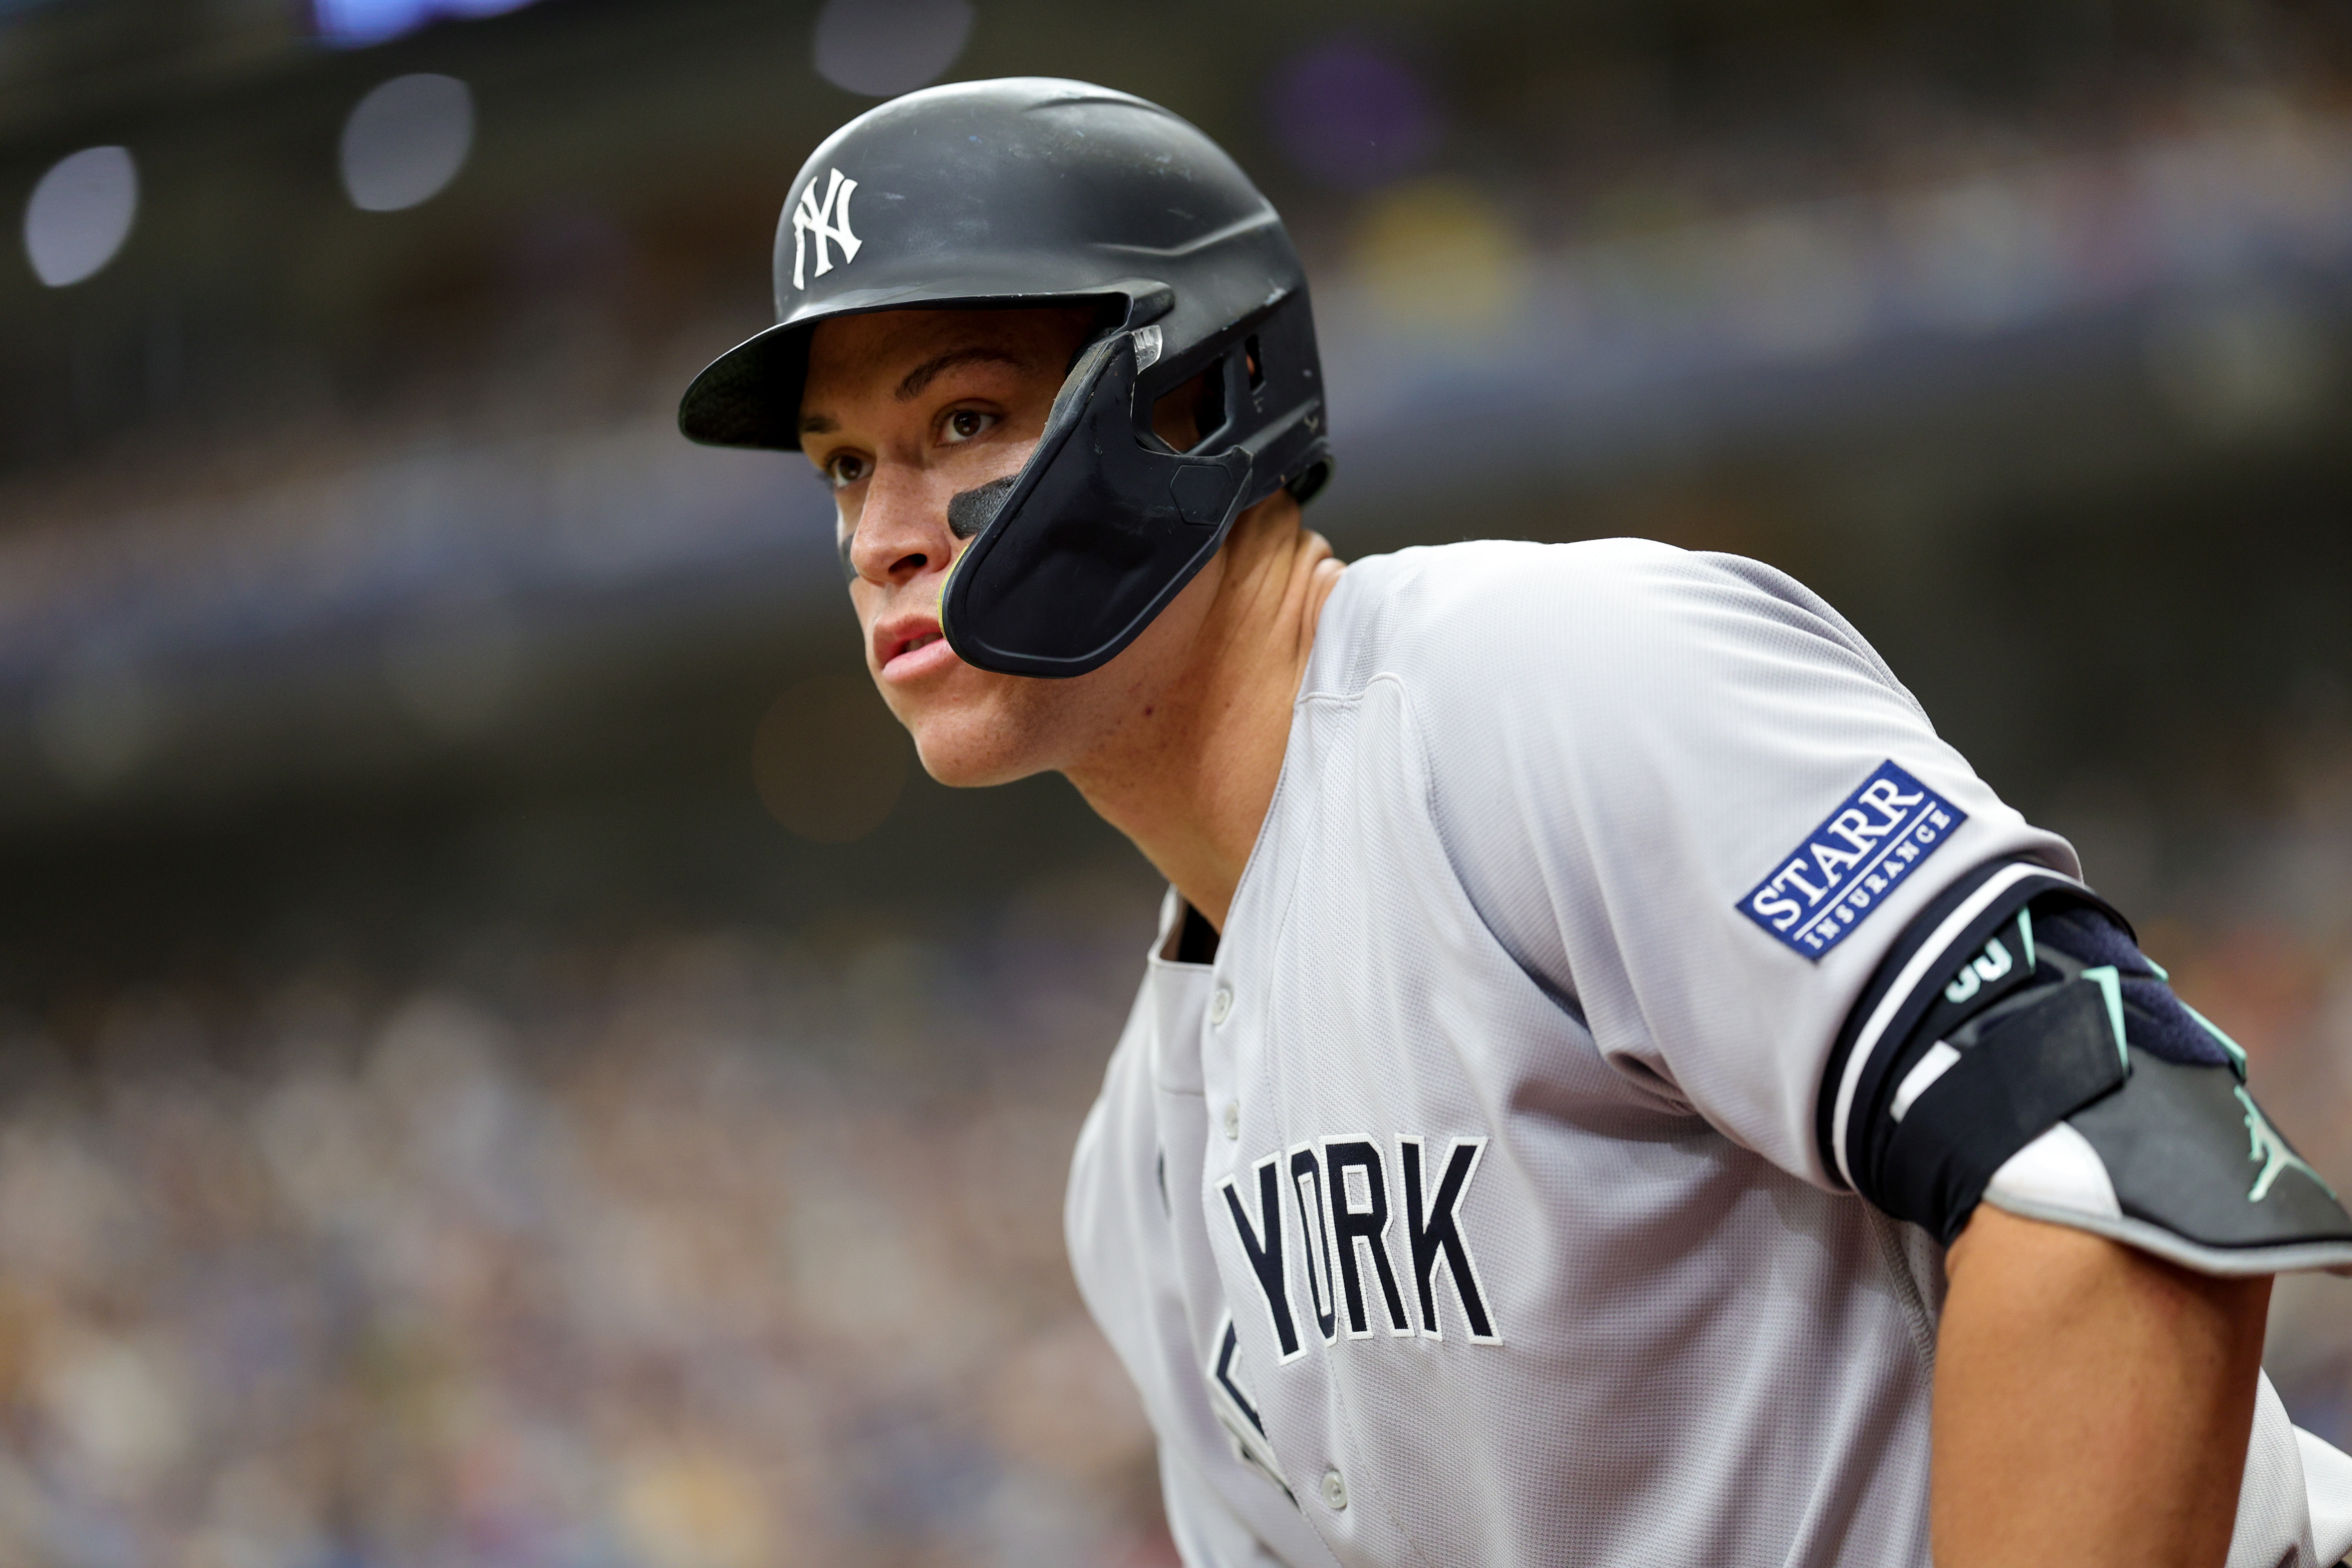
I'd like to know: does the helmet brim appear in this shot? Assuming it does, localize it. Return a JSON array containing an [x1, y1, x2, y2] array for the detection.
[[676, 283, 1156, 451], [677, 318, 809, 450]]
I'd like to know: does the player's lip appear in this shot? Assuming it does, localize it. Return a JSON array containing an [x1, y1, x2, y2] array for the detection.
[[873, 612, 959, 681]]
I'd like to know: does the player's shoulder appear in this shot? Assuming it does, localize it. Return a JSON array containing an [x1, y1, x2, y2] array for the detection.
[[1331, 534, 1690, 624], [1306, 536, 1654, 695], [1308, 536, 1901, 708]]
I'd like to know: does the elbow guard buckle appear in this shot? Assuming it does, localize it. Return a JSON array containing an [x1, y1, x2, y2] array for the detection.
[[1824, 860, 2352, 1275]]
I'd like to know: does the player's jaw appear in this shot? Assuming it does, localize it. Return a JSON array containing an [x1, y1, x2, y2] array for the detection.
[[846, 521, 1049, 788], [804, 305, 1104, 787]]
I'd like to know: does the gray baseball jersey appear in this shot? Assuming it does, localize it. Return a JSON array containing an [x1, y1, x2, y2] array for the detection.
[[1064, 539, 2352, 1568]]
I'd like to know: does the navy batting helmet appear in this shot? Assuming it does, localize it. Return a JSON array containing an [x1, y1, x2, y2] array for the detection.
[[677, 77, 1332, 678]]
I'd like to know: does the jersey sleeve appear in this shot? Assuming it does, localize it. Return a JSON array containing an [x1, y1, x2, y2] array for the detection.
[[1385, 537, 2079, 1189]]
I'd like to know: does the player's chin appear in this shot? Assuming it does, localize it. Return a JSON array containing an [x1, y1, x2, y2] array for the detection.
[[893, 681, 1054, 789]]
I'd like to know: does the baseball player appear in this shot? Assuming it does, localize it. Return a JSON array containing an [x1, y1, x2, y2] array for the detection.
[[681, 79, 2352, 1568]]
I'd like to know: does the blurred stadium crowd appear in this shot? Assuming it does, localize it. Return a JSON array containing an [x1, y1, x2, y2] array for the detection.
[[4, 0, 2352, 1562], [1, 799, 2346, 1567], [10, 33, 2352, 752], [0, 877, 1174, 1567]]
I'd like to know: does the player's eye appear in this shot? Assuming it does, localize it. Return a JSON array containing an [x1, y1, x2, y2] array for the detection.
[[940, 408, 996, 445], [826, 451, 869, 490]]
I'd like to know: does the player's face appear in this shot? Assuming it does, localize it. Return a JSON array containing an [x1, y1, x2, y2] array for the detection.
[[802, 306, 1216, 786]]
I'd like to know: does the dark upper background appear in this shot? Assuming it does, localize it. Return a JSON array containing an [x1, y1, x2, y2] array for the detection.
[[2, 2, 2349, 1563]]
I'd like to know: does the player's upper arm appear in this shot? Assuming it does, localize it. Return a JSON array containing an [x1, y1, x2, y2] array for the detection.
[[1826, 856, 2352, 1275], [1395, 538, 2069, 1181], [1397, 540, 2352, 1275]]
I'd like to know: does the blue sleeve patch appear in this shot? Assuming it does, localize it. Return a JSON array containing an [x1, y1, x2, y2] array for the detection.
[[1737, 761, 1967, 961]]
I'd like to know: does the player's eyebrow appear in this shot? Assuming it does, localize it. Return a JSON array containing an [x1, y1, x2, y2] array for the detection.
[[799, 412, 838, 435], [895, 346, 1023, 401]]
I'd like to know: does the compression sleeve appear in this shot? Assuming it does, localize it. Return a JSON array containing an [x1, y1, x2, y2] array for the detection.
[[1827, 858, 2352, 1272]]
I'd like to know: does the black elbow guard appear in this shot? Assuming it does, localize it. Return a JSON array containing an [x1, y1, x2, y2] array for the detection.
[[1821, 859, 2352, 1275]]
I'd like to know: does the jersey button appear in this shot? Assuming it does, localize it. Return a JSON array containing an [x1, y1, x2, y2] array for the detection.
[[1321, 1468, 1348, 1512], [1221, 1100, 1240, 1140], [1208, 985, 1233, 1025]]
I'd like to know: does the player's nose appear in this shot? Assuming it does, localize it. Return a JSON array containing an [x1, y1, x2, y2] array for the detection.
[[847, 463, 960, 587]]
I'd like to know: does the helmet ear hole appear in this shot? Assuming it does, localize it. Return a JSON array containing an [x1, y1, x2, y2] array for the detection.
[[1286, 457, 1333, 506], [1150, 358, 1228, 453]]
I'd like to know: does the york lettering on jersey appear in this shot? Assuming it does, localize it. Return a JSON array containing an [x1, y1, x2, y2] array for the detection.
[[1400, 1136, 1500, 1343], [1325, 1137, 1414, 1338], [1220, 1133, 1501, 1359], [1218, 1154, 1303, 1362], [1289, 1145, 1339, 1344], [1203, 1311, 1296, 1504]]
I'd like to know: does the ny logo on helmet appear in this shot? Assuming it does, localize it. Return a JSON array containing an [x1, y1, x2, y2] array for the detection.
[[792, 168, 862, 290]]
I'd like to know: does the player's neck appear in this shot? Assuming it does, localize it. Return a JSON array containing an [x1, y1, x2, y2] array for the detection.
[[1062, 497, 1343, 933]]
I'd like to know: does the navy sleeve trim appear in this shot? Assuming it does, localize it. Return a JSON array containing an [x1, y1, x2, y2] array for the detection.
[[1817, 857, 2121, 1192]]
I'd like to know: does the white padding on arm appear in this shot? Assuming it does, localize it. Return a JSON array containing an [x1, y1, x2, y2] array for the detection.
[[1985, 1122, 2352, 1279], [1984, 1122, 2123, 1221], [1888, 1040, 1961, 1122]]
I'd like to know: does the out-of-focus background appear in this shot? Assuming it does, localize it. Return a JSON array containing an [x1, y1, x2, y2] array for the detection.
[[4, 0, 2351, 1561]]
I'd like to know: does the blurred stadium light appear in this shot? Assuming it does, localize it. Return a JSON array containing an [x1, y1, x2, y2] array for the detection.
[[315, 0, 552, 49], [21, 146, 137, 286], [812, 0, 973, 98], [339, 73, 475, 211], [753, 675, 911, 843]]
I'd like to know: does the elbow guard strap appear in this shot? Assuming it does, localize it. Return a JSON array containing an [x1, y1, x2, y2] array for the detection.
[[1822, 859, 2352, 1275]]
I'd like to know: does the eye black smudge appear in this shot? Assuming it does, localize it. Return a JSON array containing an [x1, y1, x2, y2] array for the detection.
[[946, 474, 1020, 540]]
